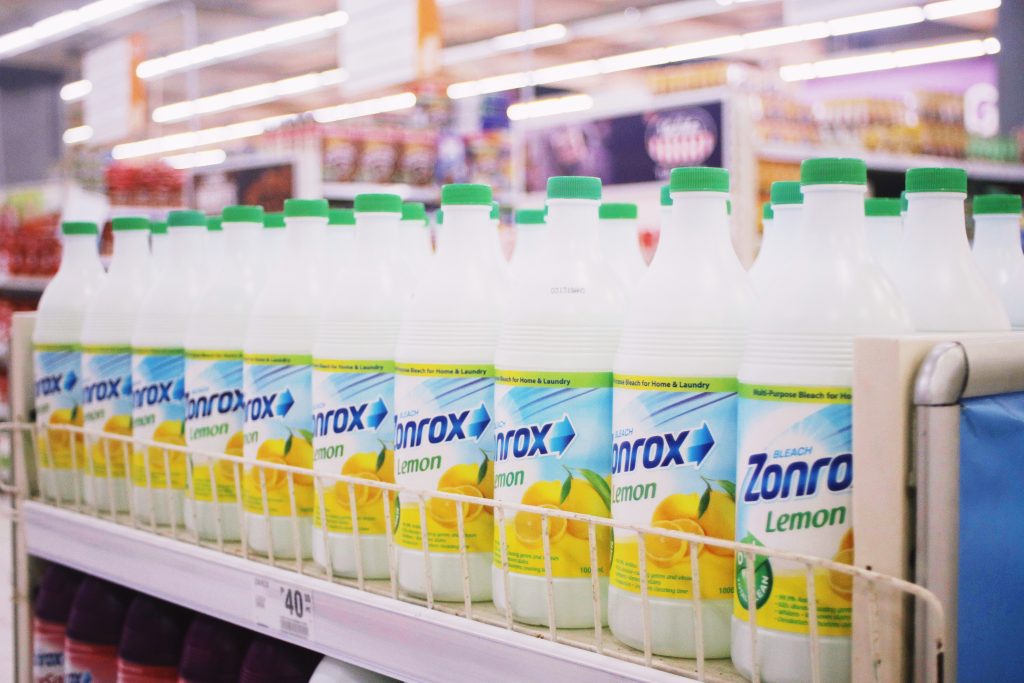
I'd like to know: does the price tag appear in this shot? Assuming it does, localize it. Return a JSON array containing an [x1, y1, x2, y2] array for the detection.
[[252, 576, 315, 640]]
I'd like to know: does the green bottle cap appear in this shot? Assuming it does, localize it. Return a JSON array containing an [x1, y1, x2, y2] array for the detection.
[[222, 205, 264, 223], [762, 202, 773, 220], [864, 198, 902, 217], [770, 181, 803, 205], [515, 209, 545, 225], [401, 202, 427, 221], [284, 198, 329, 217], [973, 194, 1022, 215], [264, 212, 285, 229], [905, 167, 967, 194], [328, 208, 356, 226], [61, 221, 98, 236], [206, 217, 222, 232], [800, 158, 867, 186], [660, 185, 671, 206], [441, 184, 491, 206], [354, 194, 401, 213], [113, 217, 150, 232], [547, 176, 601, 201], [669, 166, 729, 193], [599, 203, 637, 220], [490, 200, 500, 220], [167, 210, 206, 228]]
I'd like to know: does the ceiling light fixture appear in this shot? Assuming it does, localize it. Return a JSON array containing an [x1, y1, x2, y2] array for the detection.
[[62, 125, 94, 145], [446, 0, 1001, 99], [136, 11, 348, 79], [507, 94, 594, 121], [779, 37, 1001, 82], [0, 0, 166, 60], [152, 68, 346, 123], [114, 91, 416, 159], [161, 148, 227, 170], [60, 79, 93, 102]]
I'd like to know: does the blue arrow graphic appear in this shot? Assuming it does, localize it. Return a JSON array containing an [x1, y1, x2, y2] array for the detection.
[[274, 389, 295, 417], [63, 371, 77, 391], [172, 376, 186, 401], [548, 415, 576, 456], [122, 375, 132, 395], [467, 403, 491, 440], [685, 421, 715, 466], [365, 397, 388, 430]]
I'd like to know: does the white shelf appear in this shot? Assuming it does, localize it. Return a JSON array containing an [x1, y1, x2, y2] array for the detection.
[[758, 142, 1024, 182], [23, 502, 698, 683], [0, 275, 49, 293], [322, 182, 440, 203]]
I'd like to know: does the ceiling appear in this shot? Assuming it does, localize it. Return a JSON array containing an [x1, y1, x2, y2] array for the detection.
[[0, 0, 1001, 143]]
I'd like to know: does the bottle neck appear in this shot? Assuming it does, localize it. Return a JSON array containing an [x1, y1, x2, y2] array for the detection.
[[659, 192, 731, 258], [801, 184, 868, 256], [168, 226, 207, 265], [110, 231, 150, 271], [355, 213, 398, 259], [972, 214, 1022, 255], [285, 216, 328, 263], [905, 193, 968, 248], [223, 221, 261, 255], [545, 199, 600, 258], [600, 218, 638, 252], [436, 205, 492, 260], [58, 234, 102, 274]]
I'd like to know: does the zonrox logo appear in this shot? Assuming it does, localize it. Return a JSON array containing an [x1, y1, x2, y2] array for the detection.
[[187, 389, 244, 420], [133, 377, 185, 409], [612, 422, 715, 474], [36, 370, 77, 397], [314, 396, 388, 436], [742, 451, 852, 503], [245, 388, 295, 421], [395, 403, 490, 450], [495, 414, 576, 461], [83, 376, 130, 404]]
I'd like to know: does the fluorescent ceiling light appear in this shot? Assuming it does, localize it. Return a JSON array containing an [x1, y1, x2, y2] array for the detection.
[[312, 91, 417, 123], [60, 79, 93, 102], [780, 37, 1000, 82], [443, 23, 568, 66], [0, 0, 166, 60], [507, 94, 594, 121], [114, 92, 417, 159], [923, 0, 1001, 21], [162, 148, 227, 170], [446, 0, 1000, 99], [152, 68, 346, 123], [62, 125, 93, 145], [136, 11, 348, 79]]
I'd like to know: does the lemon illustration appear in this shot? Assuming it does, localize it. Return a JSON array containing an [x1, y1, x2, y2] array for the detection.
[[428, 459, 491, 527], [91, 414, 131, 467], [514, 503, 567, 547], [335, 449, 393, 510], [45, 406, 84, 463]]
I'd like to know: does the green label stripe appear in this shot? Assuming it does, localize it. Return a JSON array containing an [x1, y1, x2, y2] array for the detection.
[[315, 359, 395, 373], [244, 353, 313, 365], [614, 374, 737, 392], [82, 344, 132, 354], [186, 349, 243, 361], [133, 347, 185, 356], [396, 362, 493, 378], [496, 369, 612, 389], [33, 343, 79, 352], [739, 383, 852, 404]]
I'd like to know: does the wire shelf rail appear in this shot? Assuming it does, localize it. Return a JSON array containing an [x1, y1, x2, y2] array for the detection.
[[6, 420, 946, 683]]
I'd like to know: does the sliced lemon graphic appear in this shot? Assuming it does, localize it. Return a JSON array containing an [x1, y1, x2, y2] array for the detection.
[[513, 503, 567, 547]]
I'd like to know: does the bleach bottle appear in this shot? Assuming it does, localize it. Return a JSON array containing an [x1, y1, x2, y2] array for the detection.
[[749, 182, 802, 290], [971, 194, 1024, 328], [598, 202, 645, 288], [863, 197, 903, 281], [80, 217, 151, 512], [34, 220, 105, 502]]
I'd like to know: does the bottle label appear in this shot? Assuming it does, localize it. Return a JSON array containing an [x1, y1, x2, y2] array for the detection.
[[32, 620, 65, 683], [312, 359, 395, 536], [393, 363, 494, 554], [185, 349, 245, 503], [65, 640, 118, 683], [130, 348, 186, 490], [242, 354, 314, 518], [734, 383, 854, 637], [609, 375, 737, 600], [33, 344, 83, 470], [492, 370, 613, 578], [81, 346, 133, 478]]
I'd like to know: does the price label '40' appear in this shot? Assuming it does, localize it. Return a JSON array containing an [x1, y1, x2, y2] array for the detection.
[[252, 576, 315, 640]]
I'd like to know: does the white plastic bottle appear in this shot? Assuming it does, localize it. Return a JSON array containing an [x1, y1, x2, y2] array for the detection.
[[749, 182, 803, 290], [490, 200, 511, 267], [598, 202, 646, 288], [400, 202, 432, 264], [131, 210, 207, 526], [80, 217, 152, 512], [609, 167, 752, 658], [732, 158, 911, 683], [311, 194, 402, 579], [863, 197, 903, 281], [150, 221, 170, 277], [327, 208, 356, 262], [493, 176, 623, 627], [185, 205, 264, 541], [894, 168, 1009, 332], [204, 216, 225, 280], [243, 198, 326, 559], [261, 212, 286, 272], [33, 221, 106, 501], [509, 208, 545, 275], [393, 184, 499, 601], [971, 194, 1024, 328]]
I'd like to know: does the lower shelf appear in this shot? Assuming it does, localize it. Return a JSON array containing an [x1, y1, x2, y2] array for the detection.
[[23, 501, 711, 683]]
